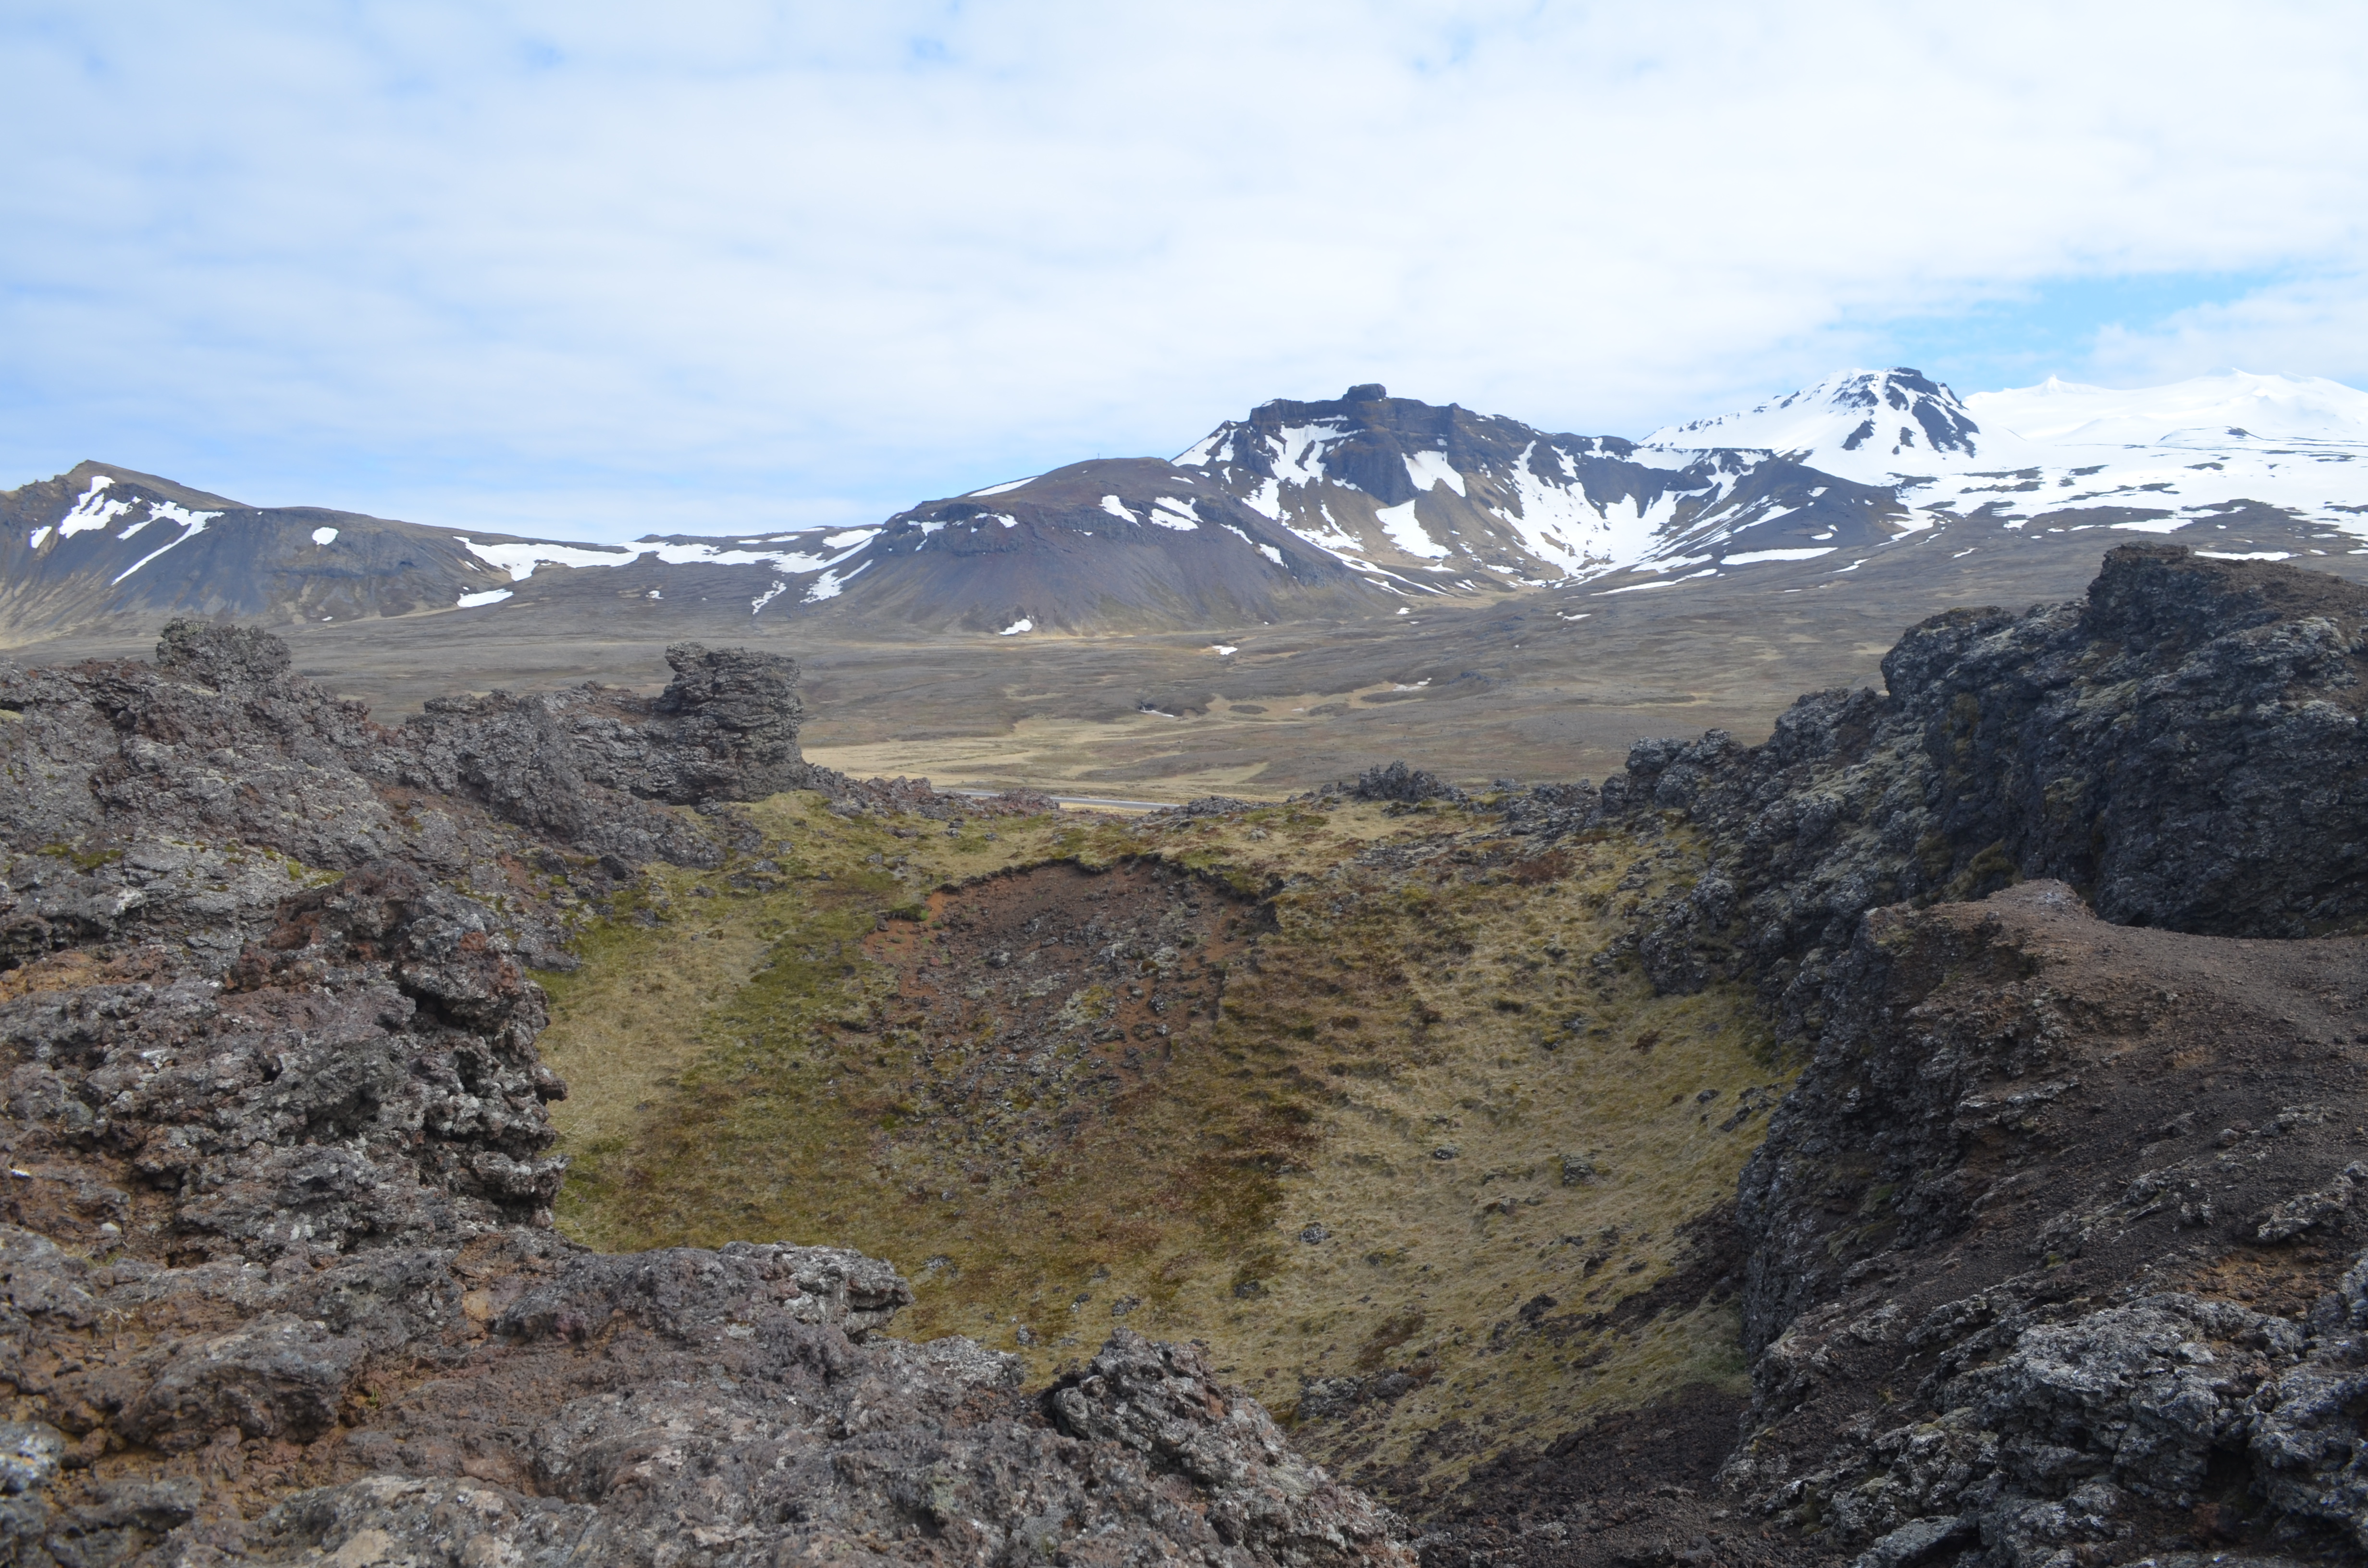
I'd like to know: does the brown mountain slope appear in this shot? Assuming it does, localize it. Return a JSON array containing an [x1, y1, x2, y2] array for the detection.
[[819, 454, 1398, 630], [0, 460, 526, 643]]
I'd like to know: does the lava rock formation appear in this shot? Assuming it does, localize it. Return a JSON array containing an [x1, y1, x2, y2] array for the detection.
[[0, 623, 1407, 1567]]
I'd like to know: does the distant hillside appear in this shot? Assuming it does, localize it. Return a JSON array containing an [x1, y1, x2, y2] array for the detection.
[[807, 456, 1398, 632], [1, 462, 542, 645], [1639, 366, 2368, 537]]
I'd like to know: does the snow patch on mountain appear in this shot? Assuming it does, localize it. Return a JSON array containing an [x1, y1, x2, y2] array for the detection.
[[1726, 546, 1836, 564], [110, 502, 223, 585], [1495, 461, 1665, 577], [457, 528, 878, 583], [459, 537, 642, 579], [1375, 501, 1449, 559], [804, 561, 872, 602], [1643, 368, 1986, 478], [58, 476, 136, 539], [1404, 450, 1466, 497], [1283, 502, 1361, 557]]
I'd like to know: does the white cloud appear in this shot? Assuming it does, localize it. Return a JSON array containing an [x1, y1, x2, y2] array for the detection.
[[2089, 273, 2368, 386], [1, 1, 2363, 538]]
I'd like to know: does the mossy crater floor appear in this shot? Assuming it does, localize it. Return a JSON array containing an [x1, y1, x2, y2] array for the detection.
[[535, 794, 1794, 1501]]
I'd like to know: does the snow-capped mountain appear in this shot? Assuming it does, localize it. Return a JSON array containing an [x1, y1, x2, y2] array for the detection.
[[1641, 368, 1985, 476], [1969, 369, 2368, 451], [1639, 367, 2368, 537], [7, 368, 2366, 645], [0, 463, 532, 639], [1169, 384, 1904, 591]]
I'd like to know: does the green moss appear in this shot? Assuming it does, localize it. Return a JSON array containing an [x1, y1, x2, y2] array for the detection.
[[1942, 839, 2020, 903]]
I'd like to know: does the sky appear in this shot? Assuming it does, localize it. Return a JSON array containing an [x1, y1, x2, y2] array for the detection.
[[4, 1, 2365, 540]]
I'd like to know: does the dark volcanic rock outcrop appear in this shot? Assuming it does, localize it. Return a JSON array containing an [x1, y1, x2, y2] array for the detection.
[[379, 640, 818, 862], [1614, 544, 2368, 1018], [3, 1219, 1410, 1565], [5, 858, 565, 1263], [1521, 547, 2368, 1565], [0, 624, 1408, 1567], [1724, 884, 2368, 1564], [1389, 547, 2368, 1565]]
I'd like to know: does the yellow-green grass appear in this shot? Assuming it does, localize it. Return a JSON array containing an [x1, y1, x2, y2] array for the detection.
[[535, 794, 1793, 1497]]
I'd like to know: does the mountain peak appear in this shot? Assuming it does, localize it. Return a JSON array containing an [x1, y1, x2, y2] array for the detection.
[[41, 461, 248, 513], [1641, 367, 1983, 474]]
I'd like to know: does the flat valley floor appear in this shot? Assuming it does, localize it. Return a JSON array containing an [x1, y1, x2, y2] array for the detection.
[[24, 518, 2355, 797]]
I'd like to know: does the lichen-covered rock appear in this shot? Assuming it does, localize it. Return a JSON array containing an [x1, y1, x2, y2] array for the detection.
[[375, 640, 810, 844], [118, 1314, 372, 1450], [1346, 761, 1466, 806], [634, 640, 812, 801], [1, 859, 563, 1262], [197, 1319, 1410, 1568], [375, 682, 736, 868], [0, 1222, 1409, 1566], [493, 1240, 913, 1343], [154, 617, 293, 691], [1048, 1331, 1413, 1565]]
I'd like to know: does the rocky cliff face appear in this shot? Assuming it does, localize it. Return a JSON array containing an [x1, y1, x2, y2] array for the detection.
[[1723, 885, 2368, 1564], [0, 624, 1409, 1567], [1545, 546, 2368, 1565]]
